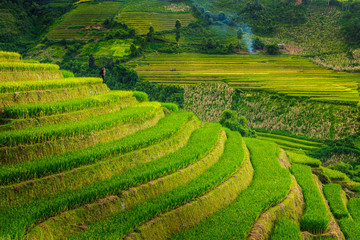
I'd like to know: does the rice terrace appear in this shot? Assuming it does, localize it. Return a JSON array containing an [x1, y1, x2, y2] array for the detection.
[[1, 0, 360, 239]]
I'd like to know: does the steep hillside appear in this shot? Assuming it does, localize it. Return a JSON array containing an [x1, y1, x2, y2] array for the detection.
[[1, 51, 359, 239]]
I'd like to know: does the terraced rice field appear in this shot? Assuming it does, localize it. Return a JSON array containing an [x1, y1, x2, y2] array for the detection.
[[47, 1, 123, 40], [115, 0, 195, 35], [116, 12, 196, 35], [257, 132, 324, 151], [135, 53, 360, 104], [47, 0, 195, 40], [1, 51, 359, 239]]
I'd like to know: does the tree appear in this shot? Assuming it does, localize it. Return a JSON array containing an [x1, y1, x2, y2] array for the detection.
[[130, 44, 140, 57], [147, 26, 154, 42], [237, 29, 243, 51], [175, 20, 181, 44], [88, 54, 95, 69], [219, 109, 256, 137]]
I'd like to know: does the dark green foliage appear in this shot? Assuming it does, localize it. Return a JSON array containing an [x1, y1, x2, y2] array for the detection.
[[175, 19, 181, 44], [265, 44, 280, 55], [0, 0, 74, 53], [323, 184, 350, 219], [271, 218, 302, 240], [291, 164, 330, 234], [147, 26, 155, 42], [88, 54, 95, 69], [253, 37, 264, 50], [342, 3, 360, 47], [135, 81, 184, 108], [130, 44, 140, 57], [219, 109, 255, 137], [106, 64, 139, 90]]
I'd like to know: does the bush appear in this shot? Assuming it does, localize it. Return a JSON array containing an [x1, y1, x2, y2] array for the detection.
[[265, 44, 280, 55], [219, 109, 255, 137]]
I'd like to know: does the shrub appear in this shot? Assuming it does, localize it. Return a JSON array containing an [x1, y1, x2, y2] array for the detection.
[[265, 44, 280, 55], [219, 109, 255, 137]]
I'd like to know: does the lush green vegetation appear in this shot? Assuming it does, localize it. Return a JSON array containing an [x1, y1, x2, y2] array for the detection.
[[258, 133, 324, 151], [172, 138, 291, 239], [3, 91, 133, 118], [0, 77, 101, 93], [291, 164, 330, 234], [323, 184, 350, 219], [270, 218, 302, 240], [287, 151, 321, 167], [219, 109, 255, 137], [0, 122, 221, 238], [0, 111, 193, 185], [0, 102, 160, 146], [348, 197, 360, 221]]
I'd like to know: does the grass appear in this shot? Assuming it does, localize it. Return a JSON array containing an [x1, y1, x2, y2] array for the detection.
[[291, 164, 330, 234], [0, 122, 221, 238], [135, 53, 360, 104], [321, 167, 351, 182], [129, 131, 252, 240], [47, 1, 123, 40], [0, 112, 193, 185], [348, 197, 360, 222], [3, 91, 133, 118], [338, 218, 360, 240], [0, 77, 102, 94], [0, 84, 109, 110], [68, 126, 250, 239], [257, 132, 323, 148], [323, 184, 350, 219], [287, 151, 321, 167], [1, 118, 200, 208], [270, 218, 302, 240], [172, 138, 291, 240], [0, 98, 137, 131], [26, 122, 221, 239], [0, 102, 161, 147]]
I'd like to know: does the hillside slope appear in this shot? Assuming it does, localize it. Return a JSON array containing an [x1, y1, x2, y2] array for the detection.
[[0, 52, 359, 239]]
